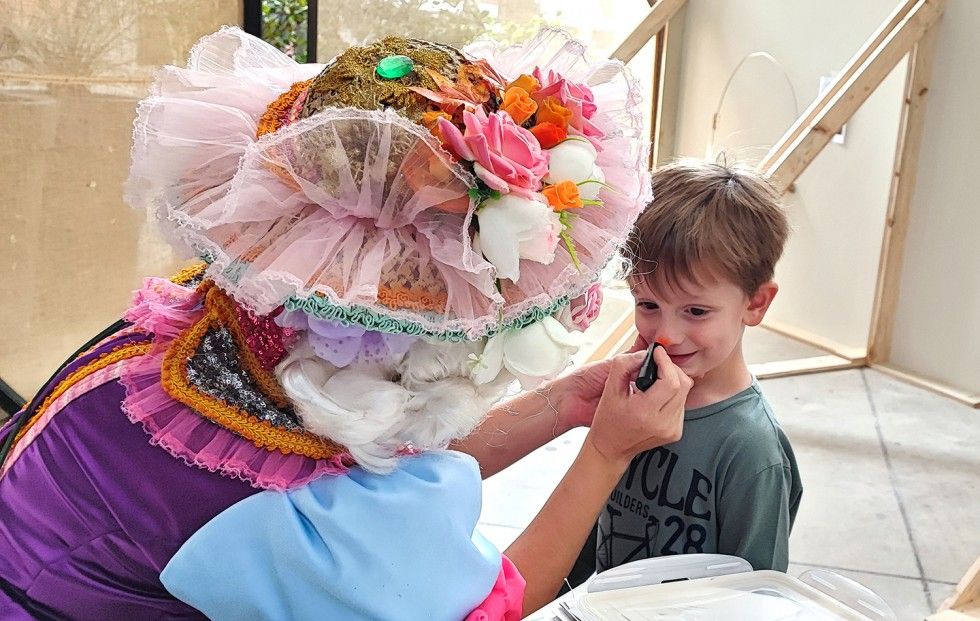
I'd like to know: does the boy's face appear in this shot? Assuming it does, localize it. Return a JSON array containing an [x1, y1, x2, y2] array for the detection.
[[629, 271, 776, 381]]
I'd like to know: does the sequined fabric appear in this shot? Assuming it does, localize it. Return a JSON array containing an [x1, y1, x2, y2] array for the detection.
[[232, 303, 295, 372], [186, 328, 303, 431]]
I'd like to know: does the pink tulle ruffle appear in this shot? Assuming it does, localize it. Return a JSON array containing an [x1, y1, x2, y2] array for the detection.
[[125, 27, 650, 339], [120, 277, 349, 491], [465, 555, 526, 621]]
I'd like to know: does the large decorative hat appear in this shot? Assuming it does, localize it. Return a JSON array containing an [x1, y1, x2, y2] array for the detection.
[[128, 26, 649, 360]]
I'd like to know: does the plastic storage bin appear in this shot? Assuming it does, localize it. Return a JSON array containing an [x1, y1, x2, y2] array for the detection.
[[569, 554, 896, 620]]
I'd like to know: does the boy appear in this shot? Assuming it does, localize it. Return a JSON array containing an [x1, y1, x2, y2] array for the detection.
[[570, 159, 803, 583]]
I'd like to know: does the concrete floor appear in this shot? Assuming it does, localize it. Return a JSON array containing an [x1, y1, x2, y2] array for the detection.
[[479, 331, 979, 621]]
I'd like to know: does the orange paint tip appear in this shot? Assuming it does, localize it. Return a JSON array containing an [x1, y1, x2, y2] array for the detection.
[[655, 338, 672, 347]]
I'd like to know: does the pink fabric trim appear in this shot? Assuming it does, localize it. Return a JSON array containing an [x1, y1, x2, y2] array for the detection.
[[119, 278, 349, 491], [465, 555, 525, 621], [0, 361, 129, 478]]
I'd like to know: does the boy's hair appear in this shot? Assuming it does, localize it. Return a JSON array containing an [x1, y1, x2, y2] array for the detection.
[[626, 158, 789, 296]]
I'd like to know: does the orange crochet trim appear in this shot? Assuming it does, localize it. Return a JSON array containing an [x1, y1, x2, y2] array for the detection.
[[13, 341, 152, 445], [170, 262, 208, 286], [257, 79, 312, 138], [377, 286, 449, 313], [310, 279, 449, 314], [256, 80, 311, 192], [161, 284, 345, 460]]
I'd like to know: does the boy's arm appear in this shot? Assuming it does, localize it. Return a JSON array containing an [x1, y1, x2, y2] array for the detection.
[[716, 463, 798, 571]]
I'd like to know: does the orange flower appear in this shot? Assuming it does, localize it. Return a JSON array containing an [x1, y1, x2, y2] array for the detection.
[[422, 110, 452, 142], [536, 96, 572, 130], [501, 86, 538, 125], [422, 110, 451, 129], [507, 73, 540, 95], [542, 180, 583, 212], [529, 122, 567, 149]]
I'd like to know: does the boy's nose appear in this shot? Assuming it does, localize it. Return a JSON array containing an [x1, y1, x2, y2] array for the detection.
[[653, 327, 682, 348]]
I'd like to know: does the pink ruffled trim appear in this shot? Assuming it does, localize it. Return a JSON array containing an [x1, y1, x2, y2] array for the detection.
[[465, 555, 525, 621], [120, 277, 349, 491]]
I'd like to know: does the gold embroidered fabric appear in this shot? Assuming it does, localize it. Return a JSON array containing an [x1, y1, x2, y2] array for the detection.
[[160, 285, 347, 460]]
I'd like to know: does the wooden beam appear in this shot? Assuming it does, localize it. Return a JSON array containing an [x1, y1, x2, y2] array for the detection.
[[763, 0, 919, 168], [867, 20, 941, 364], [648, 25, 667, 169], [653, 3, 686, 168], [751, 355, 865, 380], [937, 556, 980, 615], [871, 364, 980, 408], [586, 312, 637, 364], [610, 0, 687, 65], [760, 0, 945, 193], [761, 320, 868, 362]]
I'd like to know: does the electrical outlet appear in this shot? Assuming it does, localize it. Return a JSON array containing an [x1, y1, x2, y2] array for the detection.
[[819, 74, 847, 145]]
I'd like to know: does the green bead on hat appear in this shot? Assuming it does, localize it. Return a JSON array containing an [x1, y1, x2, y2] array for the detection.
[[375, 55, 415, 80]]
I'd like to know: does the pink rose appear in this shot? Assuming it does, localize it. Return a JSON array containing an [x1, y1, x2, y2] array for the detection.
[[437, 109, 549, 197], [558, 282, 603, 331], [532, 68, 604, 146]]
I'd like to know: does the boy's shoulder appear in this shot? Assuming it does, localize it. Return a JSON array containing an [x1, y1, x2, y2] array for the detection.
[[691, 382, 795, 475]]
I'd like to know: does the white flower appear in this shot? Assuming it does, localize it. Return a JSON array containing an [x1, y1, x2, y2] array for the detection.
[[544, 139, 598, 185], [476, 194, 562, 282], [471, 317, 582, 389]]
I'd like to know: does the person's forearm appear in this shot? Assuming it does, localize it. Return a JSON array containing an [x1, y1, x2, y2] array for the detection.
[[504, 438, 628, 615], [451, 383, 573, 478]]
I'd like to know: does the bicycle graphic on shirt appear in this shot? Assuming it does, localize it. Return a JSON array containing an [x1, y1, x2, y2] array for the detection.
[[596, 504, 659, 571], [597, 504, 708, 570]]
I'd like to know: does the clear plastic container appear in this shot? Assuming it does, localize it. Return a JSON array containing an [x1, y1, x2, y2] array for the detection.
[[573, 555, 896, 620]]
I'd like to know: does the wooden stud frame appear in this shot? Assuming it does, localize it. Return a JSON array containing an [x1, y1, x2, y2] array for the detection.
[[867, 21, 940, 365], [592, 0, 976, 405], [759, 0, 945, 193], [610, 0, 687, 65], [928, 555, 980, 618]]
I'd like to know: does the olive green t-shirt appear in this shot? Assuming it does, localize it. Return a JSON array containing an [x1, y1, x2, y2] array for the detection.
[[595, 381, 802, 572]]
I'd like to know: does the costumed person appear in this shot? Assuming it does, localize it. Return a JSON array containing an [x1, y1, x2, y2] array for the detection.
[[0, 27, 690, 620]]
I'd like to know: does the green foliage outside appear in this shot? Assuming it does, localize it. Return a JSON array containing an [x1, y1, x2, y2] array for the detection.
[[262, 0, 308, 62], [262, 0, 560, 64]]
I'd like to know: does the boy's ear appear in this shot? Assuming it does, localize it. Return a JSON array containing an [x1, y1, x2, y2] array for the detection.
[[743, 281, 778, 327]]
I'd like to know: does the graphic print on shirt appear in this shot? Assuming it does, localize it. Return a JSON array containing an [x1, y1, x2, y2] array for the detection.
[[597, 447, 713, 571]]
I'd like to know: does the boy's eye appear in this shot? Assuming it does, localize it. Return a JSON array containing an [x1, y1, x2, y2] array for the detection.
[[637, 302, 659, 311], [688, 307, 710, 317]]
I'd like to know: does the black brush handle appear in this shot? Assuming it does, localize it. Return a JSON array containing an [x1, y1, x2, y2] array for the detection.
[[635, 343, 661, 391]]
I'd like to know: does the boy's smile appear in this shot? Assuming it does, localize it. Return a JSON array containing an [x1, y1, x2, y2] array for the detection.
[[629, 271, 777, 407]]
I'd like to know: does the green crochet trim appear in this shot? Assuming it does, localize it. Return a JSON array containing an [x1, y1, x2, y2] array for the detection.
[[284, 294, 572, 341]]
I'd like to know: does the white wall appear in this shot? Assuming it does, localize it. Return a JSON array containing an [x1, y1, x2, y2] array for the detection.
[[888, 0, 980, 394], [668, 1, 907, 352], [667, 0, 979, 395]]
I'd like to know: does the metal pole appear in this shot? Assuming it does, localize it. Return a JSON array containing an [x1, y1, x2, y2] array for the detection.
[[0, 377, 24, 418], [243, 0, 263, 38], [307, 0, 318, 63]]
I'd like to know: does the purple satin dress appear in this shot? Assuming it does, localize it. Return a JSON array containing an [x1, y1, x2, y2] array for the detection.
[[0, 332, 258, 620]]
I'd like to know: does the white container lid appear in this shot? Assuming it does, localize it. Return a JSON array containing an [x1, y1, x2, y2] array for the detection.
[[578, 570, 879, 620]]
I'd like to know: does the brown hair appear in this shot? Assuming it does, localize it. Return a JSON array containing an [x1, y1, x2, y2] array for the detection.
[[626, 158, 789, 295]]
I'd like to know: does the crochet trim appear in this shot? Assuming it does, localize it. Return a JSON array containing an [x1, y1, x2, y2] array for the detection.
[[13, 341, 152, 445], [285, 293, 571, 342], [161, 284, 346, 460], [170, 262, 209, 286], [257, 79, 312, 137]]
